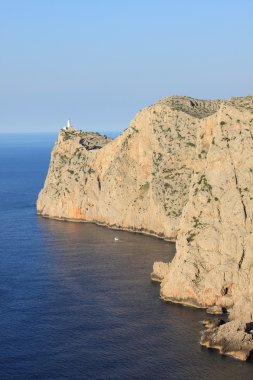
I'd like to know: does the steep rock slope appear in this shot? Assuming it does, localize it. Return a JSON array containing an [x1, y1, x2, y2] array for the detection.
[[37, 96, 220, 239], [38, 94, 253, 360], [153, 95, 253, 359]]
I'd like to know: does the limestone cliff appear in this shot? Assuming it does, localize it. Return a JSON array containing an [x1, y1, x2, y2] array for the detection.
[[152, 95, 253, 360], [38, 96, 220, 239], [37, 94, 253, 360]]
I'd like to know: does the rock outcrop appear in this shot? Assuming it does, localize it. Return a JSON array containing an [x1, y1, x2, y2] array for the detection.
[[38, 96, 220, 239], [200, 320, 253, 361], [153, 95, 253, 360], [37, 94, 253, 360]]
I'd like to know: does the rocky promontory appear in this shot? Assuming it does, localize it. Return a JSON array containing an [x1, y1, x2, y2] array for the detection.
[[38, 96, 214, 238], [37, 94, 253, 360]]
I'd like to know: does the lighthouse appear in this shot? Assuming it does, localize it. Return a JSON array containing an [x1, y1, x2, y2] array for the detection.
[[63, 119, 74, 131], [66, 119, 72, 129]]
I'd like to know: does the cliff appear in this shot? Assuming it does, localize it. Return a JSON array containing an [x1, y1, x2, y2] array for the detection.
[[151, 95, 253, 360], [37, 94, 253, 360], [38, 96, 221, 238]]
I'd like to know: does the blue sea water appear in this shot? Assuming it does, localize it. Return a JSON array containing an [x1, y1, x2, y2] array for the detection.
[[0, 133, 253, 380]]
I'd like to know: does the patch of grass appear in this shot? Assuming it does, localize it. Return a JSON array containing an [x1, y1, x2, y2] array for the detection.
[[87, 167, 95, 174], [197, 174, 212, 193], [177, 131, 184, 139], [192, 216, 202, 228], [140, 182, 150, 193], [186, 142, 196, 147], [153, 152, 163, 168], [186, 230, 197, 243], [132, 126, 139, 133]]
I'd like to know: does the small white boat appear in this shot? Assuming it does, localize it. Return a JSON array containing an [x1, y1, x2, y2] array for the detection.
[[114, 237, 119, 241]]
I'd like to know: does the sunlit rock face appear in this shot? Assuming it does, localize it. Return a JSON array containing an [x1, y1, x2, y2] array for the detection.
[[37, 94, 253, 360], [38, 96, 221, 238], [155, 95, 253, 360]]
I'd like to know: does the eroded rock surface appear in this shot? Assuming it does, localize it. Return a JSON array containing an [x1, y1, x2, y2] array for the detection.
[[155, 95, 253, 359], [37, 94, 253, 360], [201, 320, 253, 361], [38, 96, 218, 238], [151, 261, 170, 282], [206, 306, 224, 315]]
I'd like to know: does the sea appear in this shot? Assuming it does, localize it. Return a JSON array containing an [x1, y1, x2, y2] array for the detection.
[[0, 133, 253, 380]]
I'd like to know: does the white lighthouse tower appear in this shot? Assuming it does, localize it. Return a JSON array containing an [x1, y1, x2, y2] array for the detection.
[[66, 119, 72, 129], [66, 119, 73, 129], [63, 119, 74, 131]]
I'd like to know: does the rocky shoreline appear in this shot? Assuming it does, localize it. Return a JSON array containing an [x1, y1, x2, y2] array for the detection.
[[37, 94, 253, 360], [200, 319, 253, 361], [37, 213, 175, 241], [151, 261, 253, 360]]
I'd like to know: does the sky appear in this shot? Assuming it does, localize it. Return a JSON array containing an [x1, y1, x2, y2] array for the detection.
[[0, 0, 253, 133]]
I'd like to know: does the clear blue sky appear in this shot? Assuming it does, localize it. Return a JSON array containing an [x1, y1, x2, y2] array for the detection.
[[0, 0, 252, 133]]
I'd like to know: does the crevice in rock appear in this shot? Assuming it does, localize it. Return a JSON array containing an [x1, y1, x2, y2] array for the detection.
[[222, 286, 229, 296], [97, 175, 101, 191], [234, 169, 238, 186], [222, 126, 247, 224], [242, 201, 247, 221], [245, 322, 253, 333], [234, 170, 247, 222], [217, 207, 222, 223], [238, 246, 245, 270]]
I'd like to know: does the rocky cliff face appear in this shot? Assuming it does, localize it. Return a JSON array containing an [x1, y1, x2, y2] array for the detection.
[[152, 95, 253, 360], [37, 94, 253, 360], [38, 96, 220, 239]]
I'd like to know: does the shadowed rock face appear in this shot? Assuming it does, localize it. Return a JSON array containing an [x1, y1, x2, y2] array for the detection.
[[37, 94, 253, 360], [200, 320, 253, 361], [158, 95, 222, 118], [79, 132, 111, 150]]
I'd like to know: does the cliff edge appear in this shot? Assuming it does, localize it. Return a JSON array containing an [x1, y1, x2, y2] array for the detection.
[[38, 96, 220, 238], [37, 94, 253, 360]]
